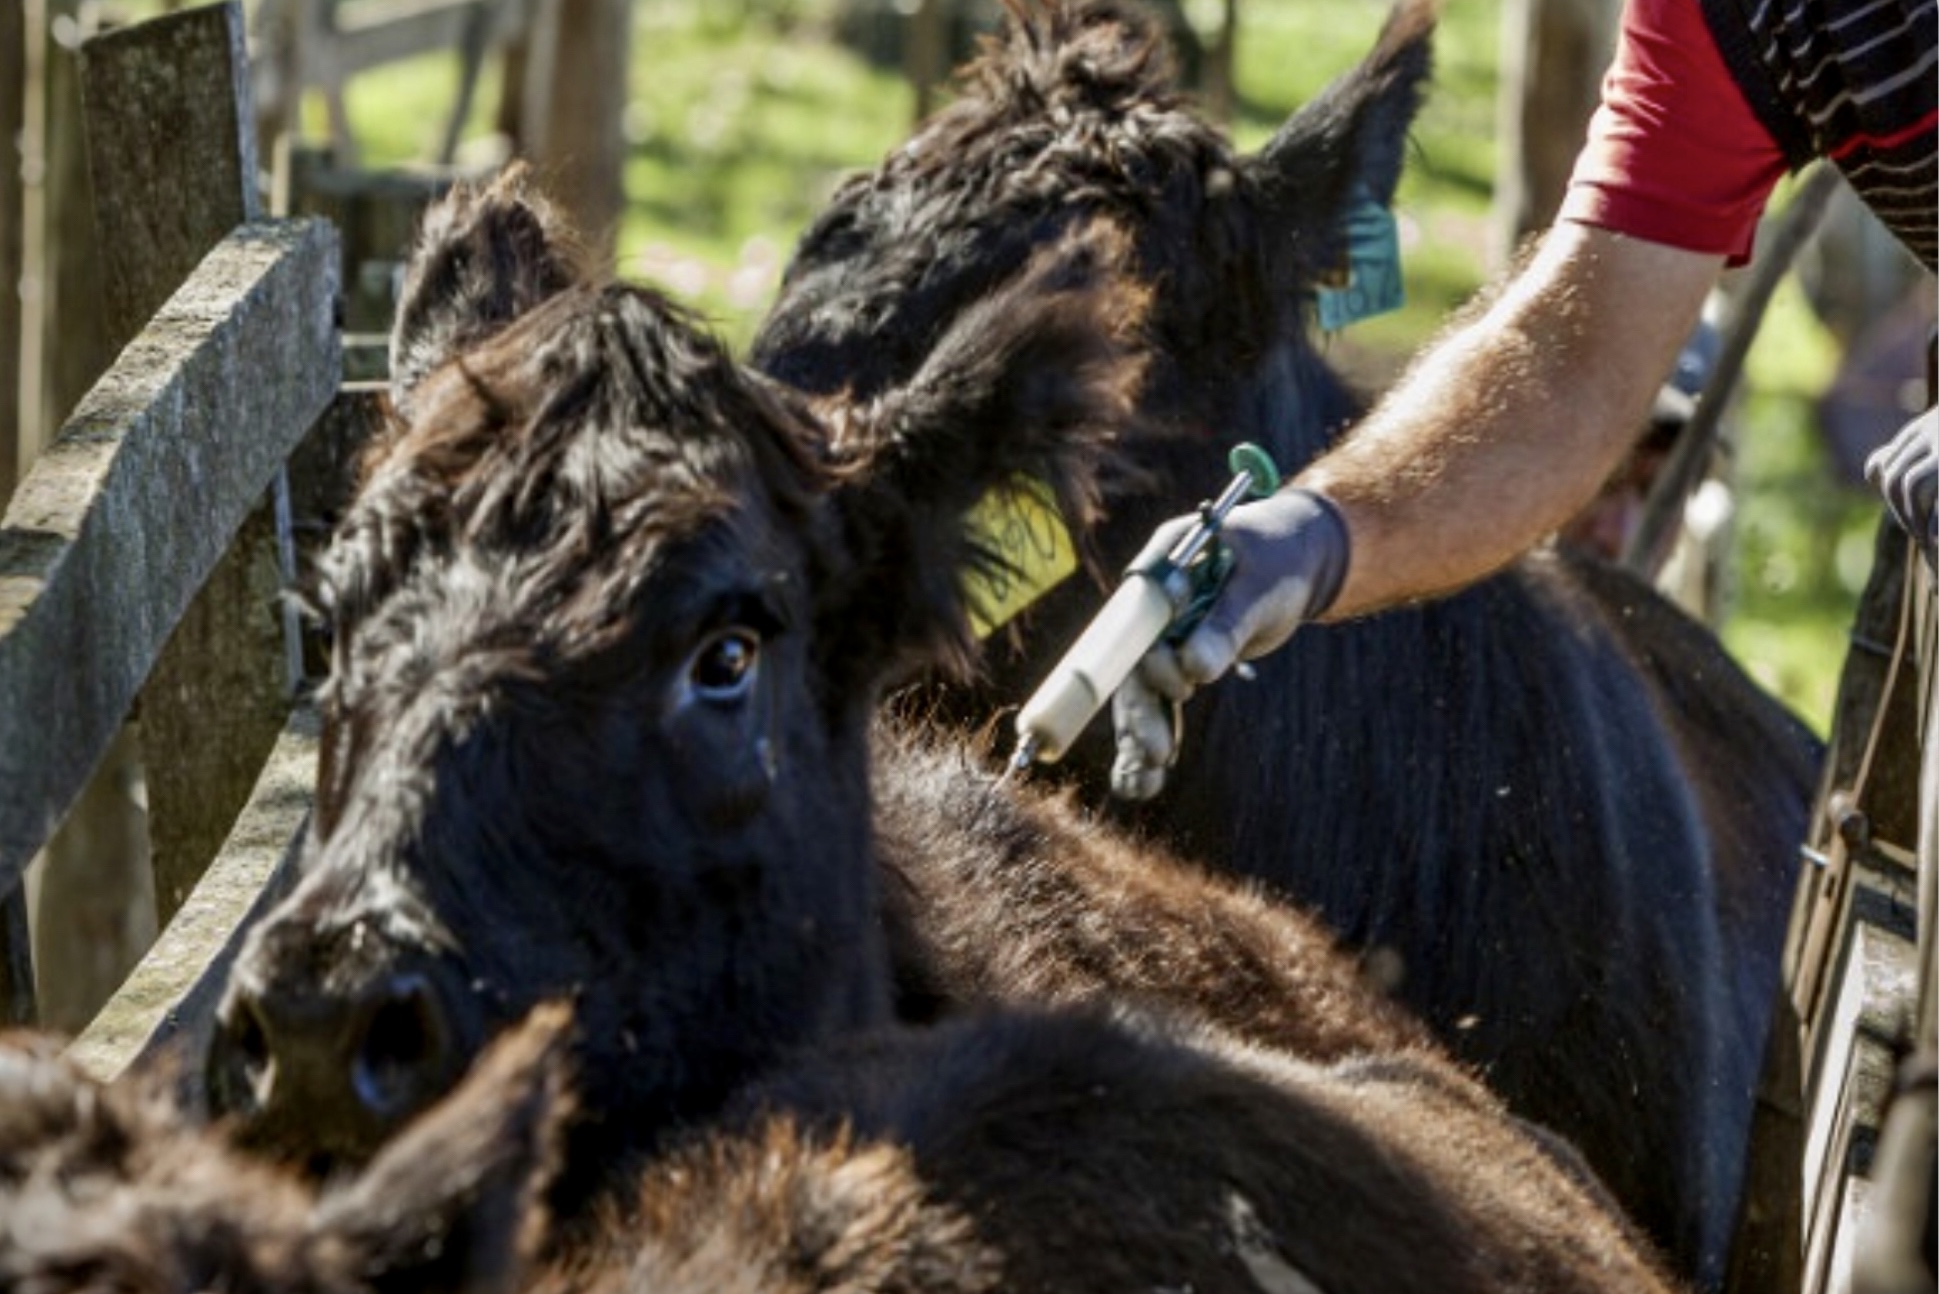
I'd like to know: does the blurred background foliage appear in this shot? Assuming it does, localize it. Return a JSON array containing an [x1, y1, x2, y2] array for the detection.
[[297, 0, 1904, 730]]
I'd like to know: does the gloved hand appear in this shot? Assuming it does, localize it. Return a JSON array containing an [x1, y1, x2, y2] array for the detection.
[[1865, 407, 1937, 556], [1109, 487, 1349, 800]]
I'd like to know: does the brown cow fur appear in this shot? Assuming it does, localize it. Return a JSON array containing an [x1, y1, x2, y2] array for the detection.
[[4, 1003, 1683, 1294]]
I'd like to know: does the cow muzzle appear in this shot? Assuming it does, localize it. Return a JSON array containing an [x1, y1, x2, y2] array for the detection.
[[204, 927, 478, 1172]]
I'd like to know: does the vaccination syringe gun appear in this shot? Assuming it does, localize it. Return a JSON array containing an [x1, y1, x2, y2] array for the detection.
[[1006, 443, 1281, 773]]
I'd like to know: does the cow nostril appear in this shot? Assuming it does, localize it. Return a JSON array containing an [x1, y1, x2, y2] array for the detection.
[[351, 974, 452, 1119], [206, 1000, 274, 1118]]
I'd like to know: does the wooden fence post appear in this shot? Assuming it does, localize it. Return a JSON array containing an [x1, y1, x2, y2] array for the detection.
[[1, 0, 23, 506], [521, 0, 629, 262], [79, 5, 262, 331], [1490, 0, 1618, 268], [907, 0, 948, 125], [0, 0, 27, 1021], [23, 1, 131, 1031], [37, 2, 110, 442], [77, 2, 294, 933], [1206, 0, 1237, 124]]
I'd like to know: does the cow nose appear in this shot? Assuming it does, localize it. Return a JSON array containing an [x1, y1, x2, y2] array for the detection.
[[352, 971, 455, 1116], [205, 966, 468, 1160]]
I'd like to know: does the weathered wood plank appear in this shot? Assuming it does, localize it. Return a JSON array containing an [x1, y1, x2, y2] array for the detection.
[[0, 0, 27, 1023], [78, 1, 262, 336], [37, 3, 112, 445], [13, 4, 123, 1030], [1797, 893, 1918, 1294], [64, 706, 317, 1090], [0, 218, 340, 896], [28, 726, 155, 1033], [907, 0, 947, 123], [0, 0, 23, 504], [313, 0, 531, 83], [78, 0, 290, 933], [140, 514, 293, 924]]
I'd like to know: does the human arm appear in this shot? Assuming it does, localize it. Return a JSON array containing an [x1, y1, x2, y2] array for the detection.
[[1305, 221, 1723, 616], [1247, 0, 1775, 618], [1110, 221, 1723, 797]]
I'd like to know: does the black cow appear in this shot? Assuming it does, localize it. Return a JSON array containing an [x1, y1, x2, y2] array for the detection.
[[7, 1005, 1681, 1294], [194, 174, 1680, 1291], [205, 169, 1141, 1190], [749, 0, 1821, 1280]]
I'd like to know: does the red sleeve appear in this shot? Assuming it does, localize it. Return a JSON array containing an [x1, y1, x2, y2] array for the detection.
[[1558, 0, 1789, 264]]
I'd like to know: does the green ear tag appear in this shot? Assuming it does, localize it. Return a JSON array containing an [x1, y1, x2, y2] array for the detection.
[[1316, 192, 1403, 332]]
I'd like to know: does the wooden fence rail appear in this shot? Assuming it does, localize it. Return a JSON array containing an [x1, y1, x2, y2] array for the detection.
[[0, 217, 338, 889], [3, 0, 627, 1072], [0, 3, 344, 1075]]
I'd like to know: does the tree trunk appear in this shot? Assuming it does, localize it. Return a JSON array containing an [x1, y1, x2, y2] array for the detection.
[[1491, 0, 1618, 268]]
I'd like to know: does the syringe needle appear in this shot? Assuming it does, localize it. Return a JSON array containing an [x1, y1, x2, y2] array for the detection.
[[995, 733, 1039, 791], [1008, 732, 1041, 773]]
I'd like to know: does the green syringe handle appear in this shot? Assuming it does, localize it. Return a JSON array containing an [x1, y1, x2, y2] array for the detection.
[[1162, 441, 1279, 641], [1228, 441, 1281, 496]]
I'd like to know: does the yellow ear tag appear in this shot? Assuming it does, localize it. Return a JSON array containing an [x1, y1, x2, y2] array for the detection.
[[964, 475, 1078, 638]]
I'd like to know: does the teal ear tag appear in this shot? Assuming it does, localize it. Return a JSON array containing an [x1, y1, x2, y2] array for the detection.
[[1316, 191, 1403, 332]]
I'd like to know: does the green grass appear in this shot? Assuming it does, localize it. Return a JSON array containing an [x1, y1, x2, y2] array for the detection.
[[327, 0, 1862, 730], [616, 5, 914, 341], [331, 3, 913, 343], [1725, 277, 1877, 730]]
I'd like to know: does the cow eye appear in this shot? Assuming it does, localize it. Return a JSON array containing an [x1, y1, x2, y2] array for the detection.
[[689, 628, 760, 700]]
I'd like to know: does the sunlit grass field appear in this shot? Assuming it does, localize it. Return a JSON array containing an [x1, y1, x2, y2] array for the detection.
[[320, 0, 1877, 732]]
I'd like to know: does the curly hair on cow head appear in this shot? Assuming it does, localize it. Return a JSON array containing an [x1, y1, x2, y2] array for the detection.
[[970, 0, 1188, 121], [314, 171, 1150, 718], [310, 279, 836, 752], [752, 0, 1426, 435]]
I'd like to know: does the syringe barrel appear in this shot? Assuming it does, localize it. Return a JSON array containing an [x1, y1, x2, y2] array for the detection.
[[1012, 572, 1175, 763]]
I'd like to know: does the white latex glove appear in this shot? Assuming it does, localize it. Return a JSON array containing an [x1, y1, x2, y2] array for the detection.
[[1110, 487, 1349, 800], [1865, 407, 1937, 555]]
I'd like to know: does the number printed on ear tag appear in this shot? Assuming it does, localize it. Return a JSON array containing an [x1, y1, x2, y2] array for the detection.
[[964, 475, 1078, 638], [1317, 191, 1404, 332]]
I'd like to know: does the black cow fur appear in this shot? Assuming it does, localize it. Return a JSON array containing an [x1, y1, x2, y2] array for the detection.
[[749, 1, 1822, 1280], [184, 170, 1686, 1291], [9, 1007, 1682, 1294]]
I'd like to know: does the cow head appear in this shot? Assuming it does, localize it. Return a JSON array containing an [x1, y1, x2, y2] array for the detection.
[[755, 0, 1435, 481], [203, 170, 1145, 1190]]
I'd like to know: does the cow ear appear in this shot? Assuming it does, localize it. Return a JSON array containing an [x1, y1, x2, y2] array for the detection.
[[310, 1005, 576, 1294], [817, 223, 1148, 690], [389, 164, 583, 420], [1246, 0, 1436, 280]]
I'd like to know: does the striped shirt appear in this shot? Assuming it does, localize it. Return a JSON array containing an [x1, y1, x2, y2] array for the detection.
[[1562, 0, 1935, 269]]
